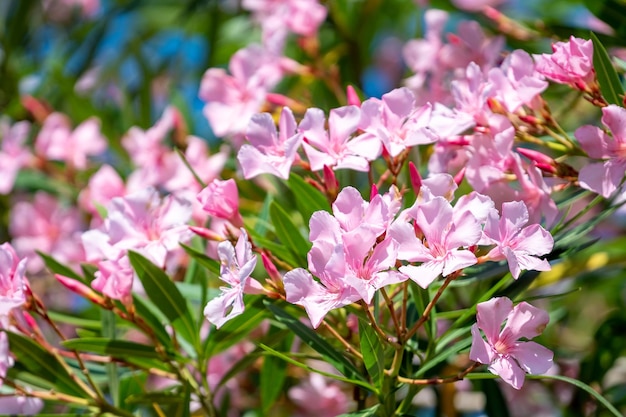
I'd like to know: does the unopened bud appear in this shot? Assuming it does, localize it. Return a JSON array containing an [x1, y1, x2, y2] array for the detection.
[[55, 274, 106, 305], [454, 167, 466, 185], [346, 85, 361, 107], [189, 226, 225, 241], [487, 97, 506, 114], [323, 165, 339, 198], [517, 147, 556, 171], [409, 162, 422, 194], [261, 253, 283, 289], [21, 96, 52, 123]]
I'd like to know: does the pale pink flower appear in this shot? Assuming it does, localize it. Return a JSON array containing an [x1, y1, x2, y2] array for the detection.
[[42, 0, 100, 20], [483, 201, 553, 279], [288, 373, 349, 417], [0, 394, 43, 416], [197, 178, 242, 226], [10, 192, 85, 273], [391, 196, 481, 288], [534, 36, 595, 90], [199, 45, 293, 139], [0, 120, 31, 194], [359, 88, 439, 157], [35, 113, 106, 170], [299, 106, 372, 171], [238, 107, 303, 179], [440, 21, 505, 71], [487, 50, 548, 113], [204, 229, 258, 328], [91, 255, 134, 304], [470, 297, 553, 389], [0, 243, 28, 316], [78, 164, 126, 219], [105, 189, 193, 268], [575, 105, 626, 198], [0, 331, 13, 387], [283, 267, 361, 329], [451, 0, 505, 11]]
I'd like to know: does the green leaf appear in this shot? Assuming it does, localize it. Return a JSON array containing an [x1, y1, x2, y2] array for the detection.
[[286, 174, 331, 223], [7, 332, 89, 397], [101, 310, 119, 407], [258, 344, 375, 391], [264, 300, 368, 384], [38, 251, 86, 283], [336, 405, 381, 417], [260, 352, 288, 413], [180, 243, 220, 276], [132, 294, 173, 349], [591, 31, 624, 106], [128, 251, 198, 350], [358, 318, 384, 392], [269, 201, 311, 263], [246, 230, 300, 267]]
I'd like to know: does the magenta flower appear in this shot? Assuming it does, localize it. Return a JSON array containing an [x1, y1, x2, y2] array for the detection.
[[299, 106, 374, 172], [204, 230, 258, 328], [470, 297, 553, 389], [483, 201, 553, 279], [238, 107, 303, 179], [576, 105, 626, 198], [35, 113, 106, 170], [0, 243, 28, 317], [534, 36, 595, 90]]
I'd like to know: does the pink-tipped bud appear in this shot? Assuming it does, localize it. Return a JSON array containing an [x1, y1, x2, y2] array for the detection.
[[21, 95, 52, 123], [346, 85, 361, 107], [55, 274, 106, 305], [519, 115, 541, 126], [323, 165, 339, 197], [370, 183, 379, 201], [21, 311, 42, 334], [409, 162, 422, 194], [517, 148, 556, 167], [483, 6, 502, 21], [487, 97, 505, 114], [454, 167, 466, 185], [189, 226, 225, 241], [266, 93, 294, 108], [261, 253, 282, 288]]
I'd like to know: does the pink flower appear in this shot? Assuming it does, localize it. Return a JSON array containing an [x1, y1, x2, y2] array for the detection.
[[451, 0, 505, 11], [78, 164, 126, 219], [10, 192, 85, 273], [35, 113, 106, 170], [0, 332, 13, 387], [91, 256, 134, 304], [0, 394, 43, 416], [359, 88, 439, 158], [105, 189, 193, 268], [483, 201, 553, 279], [576, 105, 626, 198], [288, 373, 349, 417], [534, 36, 595, 90], [0, 243, 27, 317], [238, 107, 303, 179], [204, 229, 258, 328], [199, 45, 293, 139], [470, 297, 553, 389], [487, 50, 548, 113], [197, 179, 242, 226], [0, 119, 31, 194], [391, 196, 481, 288], [299, 106, 373, 171]]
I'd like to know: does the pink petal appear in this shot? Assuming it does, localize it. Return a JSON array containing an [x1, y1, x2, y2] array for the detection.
[[399, 260, 443, 289], [502, 301, 549, 340], [469, 323, 493, 365], [511, 341, 554, 374], [204, 287, 244, 328], [476, 297, 513, 345], [489, 356, 526, 390]]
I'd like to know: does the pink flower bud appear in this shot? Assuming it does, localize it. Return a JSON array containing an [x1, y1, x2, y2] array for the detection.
[[55, 274, 106, 306], [346, 85, 361, 107], [261, 252, 282, 288], [409, 162, 422, 194], [189, 226, 225, 242]]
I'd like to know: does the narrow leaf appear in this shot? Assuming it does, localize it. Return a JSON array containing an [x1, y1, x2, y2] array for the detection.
[[38, 251, 86, 283], [264, 300, 367, 384], [358, 319, 384, 391], [591, 31, 624, 106], [286, 174, 331, 222], [336, 405, 381, 417], [7, 332, 88, 397], [269, 202, 311, 262], [258, 344, 375, 391], [180, 243, 220, 276], [128, 251, 198, 349]]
